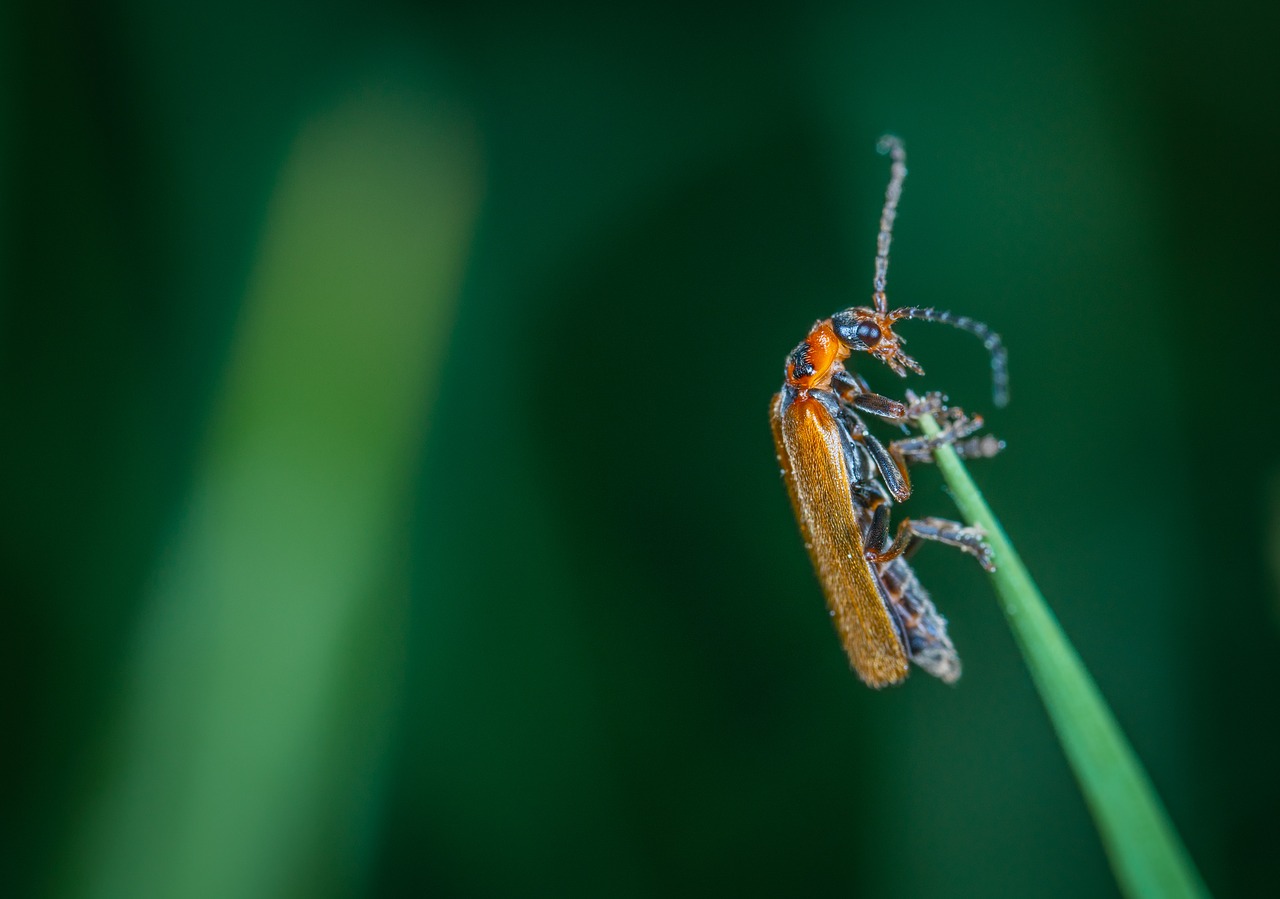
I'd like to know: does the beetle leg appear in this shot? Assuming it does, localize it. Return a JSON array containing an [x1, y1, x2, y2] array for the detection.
[[831, 367, 872, 396], [831, 369, 911, 420], [831, 387, 1000, 484], [892, 411, 982, 455], [893, 405, 1003, 463], [897, 390, 946, 422], [840, 385, 950, 428], [826, 393, 909, 500], [840, 426, 873, 485], [864, 500, 892, 552], [852, 392, 907, 419], [920, 433, 1005, 461], [867, 516, 994, 572], [863, 431, 911, 502], [896, 431, 1004, 463]]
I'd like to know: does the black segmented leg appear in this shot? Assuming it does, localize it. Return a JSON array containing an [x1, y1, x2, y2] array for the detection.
[[863, 431, 911, 502], [830, 368, 872, 398], [896, 390, 946, 423], [864, 501, 892, 552], [891, 411, 983, 457], [903, 433, 1005, 462], [831, 369, 909, 421], [852, 392, 906, 420], [826, 390, 913, 502], [837, 417, 874, 485], [894, 425, 1004, 464], [828, 384, 1001, 501], [866, 515, 994, 572], [855, 412, 988, 503], [892, 392, 1004, 465]]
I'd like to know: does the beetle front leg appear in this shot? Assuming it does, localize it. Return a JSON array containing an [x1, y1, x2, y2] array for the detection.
[[832, 375, 948, 429], [831, 369, 910, 420], [896, 390, 946, 423]]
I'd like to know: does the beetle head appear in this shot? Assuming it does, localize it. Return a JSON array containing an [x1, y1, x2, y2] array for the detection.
[[830, 307, 924, 379], [832, 304, 1008, 407]]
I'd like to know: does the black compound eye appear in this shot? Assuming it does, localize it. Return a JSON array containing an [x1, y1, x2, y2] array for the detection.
[[854, 321, 881, 347]]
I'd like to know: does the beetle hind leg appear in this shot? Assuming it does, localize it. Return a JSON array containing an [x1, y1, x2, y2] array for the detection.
[[867, 510, 994, 572]]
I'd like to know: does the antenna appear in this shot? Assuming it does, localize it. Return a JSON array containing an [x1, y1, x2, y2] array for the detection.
[[889, 306, 1010, 407], [873, 135, 908, 314]]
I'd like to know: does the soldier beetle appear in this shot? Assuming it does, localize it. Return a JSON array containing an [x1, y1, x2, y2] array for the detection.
[[771, 136, 1007, 687]]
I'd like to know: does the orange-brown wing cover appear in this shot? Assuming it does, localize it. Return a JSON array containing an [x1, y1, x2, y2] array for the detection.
[[771, 393, 909, 687]]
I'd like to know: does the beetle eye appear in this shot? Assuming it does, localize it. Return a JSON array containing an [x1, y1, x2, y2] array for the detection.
[[854, 321, 881, 347]]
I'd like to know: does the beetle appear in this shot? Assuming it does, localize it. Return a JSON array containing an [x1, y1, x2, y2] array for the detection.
[[770, 136, 1008, 687]]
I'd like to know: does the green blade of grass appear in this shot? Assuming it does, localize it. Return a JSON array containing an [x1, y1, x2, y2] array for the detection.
[[918, 413, 1209, 899]]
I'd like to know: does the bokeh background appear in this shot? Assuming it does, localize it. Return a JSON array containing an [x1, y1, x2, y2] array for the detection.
[[5, 1, 1280, 897]]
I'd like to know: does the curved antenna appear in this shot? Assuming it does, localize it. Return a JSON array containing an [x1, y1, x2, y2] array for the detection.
[[889, 306, 1010, 407], [873, 135, 908, 314]]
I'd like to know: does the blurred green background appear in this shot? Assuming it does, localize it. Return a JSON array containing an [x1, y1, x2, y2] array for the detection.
[[5, 1, 1280, 897]]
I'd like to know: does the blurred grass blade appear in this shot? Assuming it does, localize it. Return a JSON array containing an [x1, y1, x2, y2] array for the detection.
[[65, 76, 480, 899], [919, 414, 1209, 899]]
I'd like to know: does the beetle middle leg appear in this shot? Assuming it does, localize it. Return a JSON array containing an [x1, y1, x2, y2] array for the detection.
[[891, 392, 1004, 464], [852, 412, 993, 503], [831, 373, 945, 426], [901, 433, 1005, 463], [891, 410, 1003, 463], [831, 369, 911, 420]]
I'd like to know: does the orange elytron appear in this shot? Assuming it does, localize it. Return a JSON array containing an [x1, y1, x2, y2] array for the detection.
[[771, 136, 1008, 687]]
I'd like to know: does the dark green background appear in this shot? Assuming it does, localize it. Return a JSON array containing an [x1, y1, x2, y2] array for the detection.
[[5, 1, 1280, 897]]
